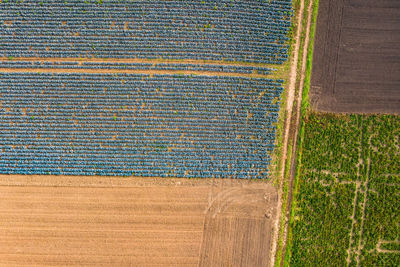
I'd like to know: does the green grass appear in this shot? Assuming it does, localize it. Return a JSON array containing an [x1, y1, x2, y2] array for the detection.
[[301, 0, 319, 115], [274, 143, 292, 266]]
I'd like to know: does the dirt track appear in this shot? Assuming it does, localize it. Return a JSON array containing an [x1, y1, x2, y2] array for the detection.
[[0, 67, 270, 79], [279, 1, 314, 264], [0, 57, 276, 68], [0, 175, 278, 266]]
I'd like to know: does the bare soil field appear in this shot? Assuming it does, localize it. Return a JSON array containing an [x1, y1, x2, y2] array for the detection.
[[310, 0, 400, 114], [0, 175, 278, 266]]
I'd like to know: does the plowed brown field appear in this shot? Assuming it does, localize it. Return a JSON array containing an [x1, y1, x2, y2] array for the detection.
[[0, 175, 277, 266], [310, 0, 400, 114]]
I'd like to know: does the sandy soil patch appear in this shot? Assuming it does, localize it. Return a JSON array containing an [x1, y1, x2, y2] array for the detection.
[[0, 175, 278, 266]]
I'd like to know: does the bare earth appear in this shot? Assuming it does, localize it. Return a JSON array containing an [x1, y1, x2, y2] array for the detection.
[[0, 175, 278, 266], [0, 67, 270, 79], [310, 0, 400, 114], [0, 57, 275, 68]]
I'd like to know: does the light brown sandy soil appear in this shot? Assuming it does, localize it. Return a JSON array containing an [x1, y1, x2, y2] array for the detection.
[[199, 183, 278, 266], [0, 67, 270, 79], [0, 56, 276, 68], [0, 175, 278, 266]]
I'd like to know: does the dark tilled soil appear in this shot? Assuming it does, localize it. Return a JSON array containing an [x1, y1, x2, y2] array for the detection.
[[310, 0, 400, 114]]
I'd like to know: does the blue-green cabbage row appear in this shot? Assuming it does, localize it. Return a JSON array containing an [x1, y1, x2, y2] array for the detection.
[[0, 73, 283, 178], [0, 0, 292, 63]]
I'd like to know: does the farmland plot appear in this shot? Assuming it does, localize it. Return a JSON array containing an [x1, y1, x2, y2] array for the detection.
[[289, 113, 400, 266], [0, 1, 299, 265], [0, 176, 278, 266], [310, 0, 400, 114]]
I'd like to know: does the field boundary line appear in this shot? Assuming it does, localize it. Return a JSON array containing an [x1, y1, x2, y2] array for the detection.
[[0, 68, 274, 79], [0, 174, 265, 188], [0, 57, 281, 69], [355, 163, 369, 266], [0, 227, 203, 233], [346, 117, 364, 265], [307, 168, 348, 177], [346, 182, 360, 265], [355, 129, 371, 266], [197, 180, 215, 267]]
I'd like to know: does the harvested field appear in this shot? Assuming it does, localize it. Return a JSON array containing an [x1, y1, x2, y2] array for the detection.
[[0, 175, 278, 266], [310, 0, 400, 114]]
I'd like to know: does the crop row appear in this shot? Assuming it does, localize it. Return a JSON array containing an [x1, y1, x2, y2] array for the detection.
[[0, 0, 292, 63], [0, 73, 283, 178]]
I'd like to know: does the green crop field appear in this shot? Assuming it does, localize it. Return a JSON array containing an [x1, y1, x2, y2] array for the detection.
[[288, 113, 400, 266]]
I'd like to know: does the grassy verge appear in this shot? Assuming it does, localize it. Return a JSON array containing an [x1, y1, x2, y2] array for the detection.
[[274, 141, 292, 265], [300, 0, 319, 115]]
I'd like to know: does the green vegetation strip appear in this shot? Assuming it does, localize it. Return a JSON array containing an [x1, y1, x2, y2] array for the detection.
[[300, 0, 319, 114]]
